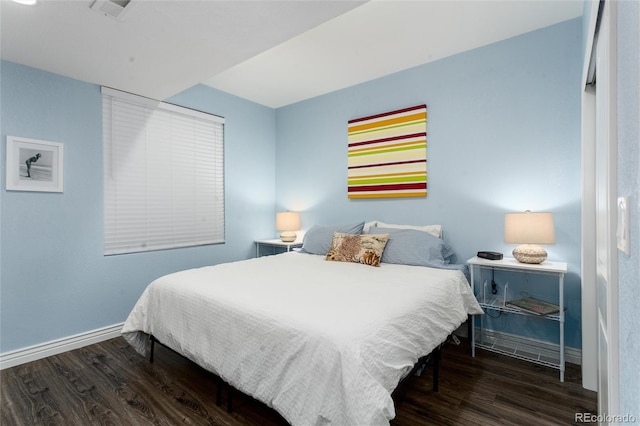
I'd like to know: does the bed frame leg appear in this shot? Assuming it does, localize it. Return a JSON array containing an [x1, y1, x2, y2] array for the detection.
[[215, 378, 233, 412], [432, 346, 441, 392], [149, 335, 156, 363]]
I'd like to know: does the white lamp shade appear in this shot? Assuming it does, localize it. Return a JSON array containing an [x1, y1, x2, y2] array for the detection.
[[276, 212, 300, 232], [504, 211, 555, 244]]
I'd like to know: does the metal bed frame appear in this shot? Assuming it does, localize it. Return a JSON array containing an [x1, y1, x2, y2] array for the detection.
[[147, 333, 447, 416]]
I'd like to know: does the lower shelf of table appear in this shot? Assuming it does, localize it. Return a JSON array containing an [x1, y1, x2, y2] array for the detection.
[[474, 328, 562, 370]]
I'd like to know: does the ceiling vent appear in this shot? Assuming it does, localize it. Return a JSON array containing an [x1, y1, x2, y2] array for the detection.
[[90, 0, 134, 21]]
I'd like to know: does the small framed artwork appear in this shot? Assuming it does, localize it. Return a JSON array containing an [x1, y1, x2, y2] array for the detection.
[[6, 135, 64, 192]]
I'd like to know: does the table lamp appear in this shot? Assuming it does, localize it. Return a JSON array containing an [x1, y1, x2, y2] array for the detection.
[[504, 210, 555, 264], [276, 211, 300, 242]]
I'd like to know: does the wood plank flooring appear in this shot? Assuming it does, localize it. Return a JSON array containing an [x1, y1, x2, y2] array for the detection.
[[1, 337, 596, 425]]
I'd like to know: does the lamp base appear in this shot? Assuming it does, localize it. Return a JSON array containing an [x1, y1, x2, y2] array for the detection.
[[512, 244, 547, 264], [279, 231, 297, 243]]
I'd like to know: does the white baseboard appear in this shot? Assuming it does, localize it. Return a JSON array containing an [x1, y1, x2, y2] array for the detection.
[[472, 327, 582, 366], [0, 323, 124, 370]]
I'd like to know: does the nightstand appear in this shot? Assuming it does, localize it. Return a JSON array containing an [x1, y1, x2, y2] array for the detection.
[[467, 256, 568, 381], [254, 239, 303, 257]]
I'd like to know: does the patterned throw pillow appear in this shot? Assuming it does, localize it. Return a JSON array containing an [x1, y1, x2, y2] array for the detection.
[[325, 232, 389, 267]]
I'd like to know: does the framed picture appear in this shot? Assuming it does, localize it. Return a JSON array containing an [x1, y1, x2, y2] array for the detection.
[[6, 135, 64, 192], [347, 104, 427, 199]]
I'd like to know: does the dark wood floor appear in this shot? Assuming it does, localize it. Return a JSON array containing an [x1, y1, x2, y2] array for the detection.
[[1, 337, 596, 425]]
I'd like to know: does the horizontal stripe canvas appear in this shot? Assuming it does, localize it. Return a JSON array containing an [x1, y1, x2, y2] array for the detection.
[[348, 104, 427, 199]]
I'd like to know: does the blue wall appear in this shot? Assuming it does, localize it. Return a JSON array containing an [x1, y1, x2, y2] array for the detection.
[[1, 18, 584, 354], [582, 0, 597, 65], [616, 0, 640, 416], [0, 62, 276, 352], [275, 19, 583, 349]]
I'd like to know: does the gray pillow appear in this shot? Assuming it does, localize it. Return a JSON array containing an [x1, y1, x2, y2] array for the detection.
[[301, 222, 365, 255], [369, 227, 455, 266]]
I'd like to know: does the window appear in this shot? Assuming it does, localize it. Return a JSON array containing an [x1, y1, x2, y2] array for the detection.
[[102, 87, 224, 255]]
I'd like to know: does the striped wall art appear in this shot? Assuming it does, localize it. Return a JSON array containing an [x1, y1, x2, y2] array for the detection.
[[347, 104, 427, 199]]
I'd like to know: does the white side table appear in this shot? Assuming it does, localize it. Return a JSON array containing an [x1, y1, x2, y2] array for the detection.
[[254, 239, 303, 258], [467, 256, 568, 381]]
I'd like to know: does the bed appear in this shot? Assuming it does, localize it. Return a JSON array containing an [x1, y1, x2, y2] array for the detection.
[[122, 221, 483, 425]]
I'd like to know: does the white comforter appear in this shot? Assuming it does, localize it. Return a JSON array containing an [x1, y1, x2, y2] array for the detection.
[[122, 252, 483, 425]]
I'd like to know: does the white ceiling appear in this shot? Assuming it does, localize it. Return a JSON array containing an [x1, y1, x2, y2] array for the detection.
[[1, 0, 583, 108]]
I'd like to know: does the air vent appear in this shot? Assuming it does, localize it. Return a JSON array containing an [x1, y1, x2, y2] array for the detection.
[[90, 0, 134, 21]]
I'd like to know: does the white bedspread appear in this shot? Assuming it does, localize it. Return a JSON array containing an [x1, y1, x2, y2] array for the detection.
[[122, 252, 483, 426]]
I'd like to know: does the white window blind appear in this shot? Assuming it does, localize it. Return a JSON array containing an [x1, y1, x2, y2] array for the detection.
[[102, 87, 224, 255]]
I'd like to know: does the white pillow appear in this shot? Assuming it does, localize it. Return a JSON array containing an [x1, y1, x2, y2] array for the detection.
[[363, 221, 378, 233], [370, 221, 442, 239]]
